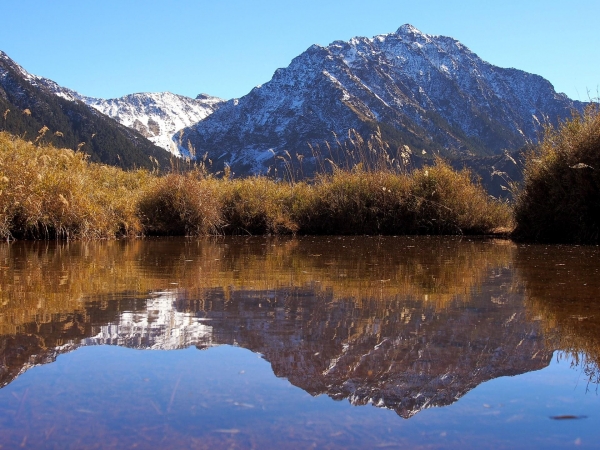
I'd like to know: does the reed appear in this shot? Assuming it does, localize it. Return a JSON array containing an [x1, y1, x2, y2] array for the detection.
[[0, 130, 512, 239], [0, 131, 150, 239], [513, 104, 600, 243]]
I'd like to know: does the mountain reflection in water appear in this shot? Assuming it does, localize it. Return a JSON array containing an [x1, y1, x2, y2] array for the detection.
[[0, 237, 598, 423]]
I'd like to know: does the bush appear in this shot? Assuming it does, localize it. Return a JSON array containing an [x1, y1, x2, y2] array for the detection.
[[137, 171, 222, 235], [513, 105, 600, 243], [0, 131, 512, 240], [0, 132, 148, 239]]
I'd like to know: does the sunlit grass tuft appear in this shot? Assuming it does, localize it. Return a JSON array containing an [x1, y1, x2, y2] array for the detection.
[[295, 159, 511, 235], [0, 132, 150, 239], [137, 170, 222, 235]]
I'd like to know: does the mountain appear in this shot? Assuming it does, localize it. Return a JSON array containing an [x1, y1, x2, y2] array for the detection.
[[84, 93, 225, 156], [181, 24, 585, 177], [33, 78, 225, 156], [0, 273, 552, 419], [0, 51, 173, 170]]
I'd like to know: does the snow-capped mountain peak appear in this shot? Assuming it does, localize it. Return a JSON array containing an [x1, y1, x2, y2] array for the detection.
[[1, 52, 226, 156], [396, 23, 425, 37], [179, 24, 585, 176], [84, 92, 226, 155]]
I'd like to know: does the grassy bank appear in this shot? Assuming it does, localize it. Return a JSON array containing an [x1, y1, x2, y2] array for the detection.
[[513, 104, 600, 243], [0, 131, 511, 239]]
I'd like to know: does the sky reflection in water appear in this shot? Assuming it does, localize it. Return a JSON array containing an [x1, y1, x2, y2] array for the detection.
[[0, 237, 598, 448]]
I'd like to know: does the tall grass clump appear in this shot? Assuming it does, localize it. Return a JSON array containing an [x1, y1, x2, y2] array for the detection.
[[137, 170, 222, 235], [513, 105, 600, 243], [219, 177, 299, 234], [294, 159, 511, 235], [0, 132, 150, 239], [408, 159, 512, 235]]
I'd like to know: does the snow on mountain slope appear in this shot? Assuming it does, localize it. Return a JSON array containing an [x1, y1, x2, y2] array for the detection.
[[33, 79, 225, 156], [1, 51, 224, 157], [84, 92, 225, 155], [180, 24, 585, 176], [0, 51, 174, 170]]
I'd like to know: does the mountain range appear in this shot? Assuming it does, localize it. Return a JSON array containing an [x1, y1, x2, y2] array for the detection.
[[0, 51, 174, 170], [0, 25, 587, 179], [35, 78, 225, 156]]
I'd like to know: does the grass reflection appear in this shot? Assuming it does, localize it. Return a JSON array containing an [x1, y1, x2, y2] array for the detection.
[[0, 237, 516, 336], [516, 244, 600, 386]]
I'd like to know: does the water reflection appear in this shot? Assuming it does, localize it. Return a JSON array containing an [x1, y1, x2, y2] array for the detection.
[[516, 244, 600, 387], [0, 237, 598, 424]]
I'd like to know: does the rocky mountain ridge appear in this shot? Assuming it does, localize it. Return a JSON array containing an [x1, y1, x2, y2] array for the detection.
[[0, 50, 225, 157], [0, 51, 173, 170], [28, 72, 226, 156], [181, 24, 585, 176]]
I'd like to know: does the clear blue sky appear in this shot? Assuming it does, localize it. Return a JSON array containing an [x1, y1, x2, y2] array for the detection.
[[1, 0, 597, 102]]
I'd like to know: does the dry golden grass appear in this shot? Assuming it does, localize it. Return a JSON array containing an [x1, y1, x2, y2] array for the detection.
[[219, 177, 299, 234], [0, 132, 150, 239], [295, 159, 512, 235], [0, 130, 512, 239], [513, 104, 600, 243], [137, 170, 222, 235]]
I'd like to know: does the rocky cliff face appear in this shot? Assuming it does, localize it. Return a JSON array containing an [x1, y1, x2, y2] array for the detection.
[[181, 24, 585, 176]]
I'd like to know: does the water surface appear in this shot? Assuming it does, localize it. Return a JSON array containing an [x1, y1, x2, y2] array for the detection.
[[0, 237, 598, 448]]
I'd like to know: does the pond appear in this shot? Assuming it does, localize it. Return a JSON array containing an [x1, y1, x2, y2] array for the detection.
[[0, 236, 598, 449]]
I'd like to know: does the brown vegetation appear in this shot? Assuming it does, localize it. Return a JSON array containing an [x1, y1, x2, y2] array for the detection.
[[513, 104, 600, 243], [0, 130, 512, 240], [0, 131, 150, 239], [138, 171, 222, 235], [297, 161, 511, 235]]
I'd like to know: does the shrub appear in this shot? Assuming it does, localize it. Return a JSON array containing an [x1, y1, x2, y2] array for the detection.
[[513, 105, 600, 243], [137, 171, 222, 235], [0, 132, 148, 239], [220, 177, 298, 235]]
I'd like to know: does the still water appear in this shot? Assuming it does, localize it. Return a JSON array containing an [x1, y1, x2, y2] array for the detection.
[[0, 237, 598, 449]]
